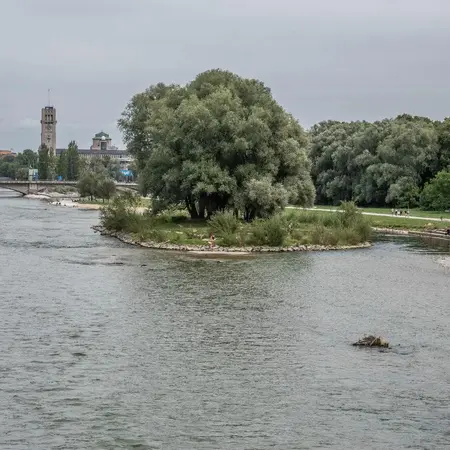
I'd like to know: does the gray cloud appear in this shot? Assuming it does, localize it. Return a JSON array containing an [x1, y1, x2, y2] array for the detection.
[[1, 0, 450, 151]]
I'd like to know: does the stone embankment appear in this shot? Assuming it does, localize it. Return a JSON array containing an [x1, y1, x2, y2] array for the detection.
[[92, 226, 371, 253]]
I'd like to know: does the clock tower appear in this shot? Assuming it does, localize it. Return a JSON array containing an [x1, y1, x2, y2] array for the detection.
[[40, 105, 57, 156]]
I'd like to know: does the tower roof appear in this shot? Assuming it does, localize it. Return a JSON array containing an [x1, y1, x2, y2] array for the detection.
[[94, 131, 110, 139]]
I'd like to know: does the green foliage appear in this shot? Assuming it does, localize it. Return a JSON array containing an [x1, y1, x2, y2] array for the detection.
[[100, 192, 142, 232], [310, 116, 444, 207], [420, 171, 450, 210], [77, 172, 98, 200], [16, 149, 38, 168], [208, 210, 240, 235], [38, 144, 50, 180], [119, 69, 315, 219], [386, 177, 420, 208], [339, 201, 360, 227], [248, 215, 288, 246], [66, 141, 80, 180], [96, 178, 116, 202], [0, 159, 17, 178], [1, 150, 38, 179], [311, 225, 340, 246], [57, 150, 68, 179], [77, 170, 117, 202]]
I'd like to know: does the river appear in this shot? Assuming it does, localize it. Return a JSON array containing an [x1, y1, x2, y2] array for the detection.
[[1, 193, 450, 450]]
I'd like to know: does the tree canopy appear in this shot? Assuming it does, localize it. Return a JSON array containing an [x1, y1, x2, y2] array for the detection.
[[118, 69, 315, 219], [420, 171, 450, 211], [38, 144, 51, 180], [309, 115, 450, 207]]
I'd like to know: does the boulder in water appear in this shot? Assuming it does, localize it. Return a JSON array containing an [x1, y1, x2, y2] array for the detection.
[[352, 335, 389, 348]]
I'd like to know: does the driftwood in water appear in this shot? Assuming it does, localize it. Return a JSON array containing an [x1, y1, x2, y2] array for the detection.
[[352, 335, 389, 348]]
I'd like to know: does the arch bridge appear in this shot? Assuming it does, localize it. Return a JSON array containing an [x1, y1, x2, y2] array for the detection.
[[0, 180, 138, 196]]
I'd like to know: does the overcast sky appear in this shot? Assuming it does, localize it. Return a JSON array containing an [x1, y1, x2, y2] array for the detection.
[[1, 0, 449, 151]]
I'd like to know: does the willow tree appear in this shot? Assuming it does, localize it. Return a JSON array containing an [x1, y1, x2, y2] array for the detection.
[[119, 69, 315, 219]]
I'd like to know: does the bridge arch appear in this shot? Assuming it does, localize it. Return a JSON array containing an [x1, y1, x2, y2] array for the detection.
[[0, 180, 139, 196], [0, 185, 29, 195]]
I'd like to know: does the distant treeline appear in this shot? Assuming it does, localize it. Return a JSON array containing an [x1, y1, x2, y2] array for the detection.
[[309, 115, 450, 209]]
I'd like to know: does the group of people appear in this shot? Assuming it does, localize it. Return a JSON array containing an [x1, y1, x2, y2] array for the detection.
[[391, 209, 409, 216]]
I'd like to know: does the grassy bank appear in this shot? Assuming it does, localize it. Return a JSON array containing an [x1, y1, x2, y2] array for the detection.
[[79, 197, 151, 207], [367, 216, 450, 230], [99, 197, 372, 248], [309, 208, 450, 230], [315, 205, 450, 221]]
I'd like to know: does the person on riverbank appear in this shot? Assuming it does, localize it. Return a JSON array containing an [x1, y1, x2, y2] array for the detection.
[[209, 233, 215, 249]]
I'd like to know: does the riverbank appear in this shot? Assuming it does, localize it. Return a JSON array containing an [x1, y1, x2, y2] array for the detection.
[[92, 225, 372, 253], [374, 227, 450, 240], [51, 200, 148, 213]]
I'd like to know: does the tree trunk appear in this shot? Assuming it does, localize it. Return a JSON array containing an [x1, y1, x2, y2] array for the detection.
[[198, 195, 207, 219], [185, 196, 199, 219]]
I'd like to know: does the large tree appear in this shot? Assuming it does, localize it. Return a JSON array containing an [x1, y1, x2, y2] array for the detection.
[[119, 69, 315, 219], [420, 171, 450, 211], [16, 149, 38, 168], [57, 150, 68, 179], [38, 144, 50, 180], [66, 141, 80, 181]]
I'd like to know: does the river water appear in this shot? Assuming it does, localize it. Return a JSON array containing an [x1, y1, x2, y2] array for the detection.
[[1, 193, 450, 450]]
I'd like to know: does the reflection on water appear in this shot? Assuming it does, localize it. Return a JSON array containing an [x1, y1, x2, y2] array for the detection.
[[1, 197, 450, 449]]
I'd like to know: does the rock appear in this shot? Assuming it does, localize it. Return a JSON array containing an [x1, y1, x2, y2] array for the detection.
[[352, 335, 389, 348]]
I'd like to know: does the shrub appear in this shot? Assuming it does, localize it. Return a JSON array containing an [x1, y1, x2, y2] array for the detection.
[[290, 228, 305, 242], [353, 220, 372, 242], [284, 209, 320, 224], [219, 232, 239, 247], [320, 213, 342, 228], [208, 210, 240, 236], [183, 228, 200, 239], [311, 225, 339, 246], [339, 201, 360, 227], [144, 229, 168, 242], [249, 215, 287, 246], [100, 192, 143, 232]]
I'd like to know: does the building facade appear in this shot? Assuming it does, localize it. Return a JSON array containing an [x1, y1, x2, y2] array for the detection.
[[40, 106, 57, 156], [56, 131, 132, 169]]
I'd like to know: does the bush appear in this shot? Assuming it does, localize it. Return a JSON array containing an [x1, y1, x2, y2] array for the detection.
[[311, 225, 339, 246], [219, 232, 240, 247], [148, 229, 168, 242], [320, 213, 342, 228], [183, 228, 201, 239], [284, 209, 321, 224], [95, 178, 116, 202], [100, 192, 143, 232], [208, 211, 240, 235], [155, 208, 189, 224], [339, 201, 360, 227], [353, 220, 372, 242], [249, 215, 287, 246], [337, 228, 361, 246]]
